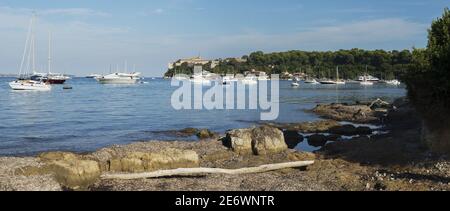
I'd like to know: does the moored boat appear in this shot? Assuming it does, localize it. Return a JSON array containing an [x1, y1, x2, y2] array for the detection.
[[304, 78, 319, 84], [9, 14, 51, 91], [241, 75, 258, 85], [96, 72, 141, 84], [386, 79, 401, 86]]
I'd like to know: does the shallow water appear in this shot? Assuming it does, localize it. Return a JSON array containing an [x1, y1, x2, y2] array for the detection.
[[0, 77, 406, 156]]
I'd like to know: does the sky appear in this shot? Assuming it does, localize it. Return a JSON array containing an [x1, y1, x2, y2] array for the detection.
[[0, 0, 448, 76]]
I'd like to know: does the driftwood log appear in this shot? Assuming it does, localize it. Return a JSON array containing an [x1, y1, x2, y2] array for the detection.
[[102, 160, 315, 180]]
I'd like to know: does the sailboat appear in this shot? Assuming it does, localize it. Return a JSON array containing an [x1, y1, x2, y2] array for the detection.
[[360, 66, 374, 86], [44, 32, 69, 84], [9, 15, 51, 91], [335, 66, 346, 85], [30, 32, 69, 84], [320, 66, 345, 85]]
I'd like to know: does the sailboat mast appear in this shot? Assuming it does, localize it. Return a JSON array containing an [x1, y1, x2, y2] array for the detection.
[[336, 66, 339, 81], [48, 31, 52, 74], [19, 15, 34, 78], [31, 26, 36, 74]]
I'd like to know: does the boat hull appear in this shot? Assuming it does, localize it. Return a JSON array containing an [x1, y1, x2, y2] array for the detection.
[[320, 81, 337, 85], [360, 82, 374, 86], [9, 80, 52, 91], [44, 79, 66, 84], [97, 78, 139, 84]]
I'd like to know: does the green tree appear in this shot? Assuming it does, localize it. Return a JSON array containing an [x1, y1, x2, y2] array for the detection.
[[405, 8, 450, 153]]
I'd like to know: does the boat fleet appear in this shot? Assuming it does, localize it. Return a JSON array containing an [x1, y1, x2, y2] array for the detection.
[[289, 66, 401, 87], [290, 74, 401, 87], [7, 15, 402, 91]]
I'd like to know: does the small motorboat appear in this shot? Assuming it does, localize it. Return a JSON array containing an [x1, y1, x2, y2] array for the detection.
[[304, 78, 319, 84], [241, 76, 258, 85], [386, 79, 401, 86]]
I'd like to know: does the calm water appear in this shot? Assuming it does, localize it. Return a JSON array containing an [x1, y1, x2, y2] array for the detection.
[[0, 77, 406, 156]]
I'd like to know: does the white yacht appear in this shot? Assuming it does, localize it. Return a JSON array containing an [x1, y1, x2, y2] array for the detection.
[[96, 72, 141, 84], [222, 76, 238, 85], [241, 75, 258, 85], [96, 62, 142, 84], [9, 14, 51, 91], [357, 75, 380, 82], [360, 76, 374, 86]]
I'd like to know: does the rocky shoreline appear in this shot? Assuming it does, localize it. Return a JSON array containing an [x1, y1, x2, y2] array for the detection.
[[1, 98, 449, 191]]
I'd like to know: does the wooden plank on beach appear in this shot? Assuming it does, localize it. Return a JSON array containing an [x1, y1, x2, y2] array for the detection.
[[101, 160, 315, 180]]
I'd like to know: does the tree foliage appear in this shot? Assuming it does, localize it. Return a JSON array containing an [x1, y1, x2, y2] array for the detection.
[[165, 49, 414, 80], [405, 8, 450, 131]]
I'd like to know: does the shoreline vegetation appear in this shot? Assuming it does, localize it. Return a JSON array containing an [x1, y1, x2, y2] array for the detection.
[[164, 49, 413, 80], [0, 97, 448, 191]]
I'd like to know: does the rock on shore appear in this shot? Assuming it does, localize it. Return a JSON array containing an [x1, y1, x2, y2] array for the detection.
[[1, 98, 448, 191], [223, 126, 288, 155]]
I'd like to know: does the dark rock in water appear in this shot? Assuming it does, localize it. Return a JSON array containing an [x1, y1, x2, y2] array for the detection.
[[307, 134, 328, 147], [312, 103, 378, 123], [356, 126, 373, 135], [180, 128, 200, 136], [196, 129, 218, 139], [283, 130, 304, 149], [326, 134, 342, 142], [266, 120, 341, 133], [329, 125, 358, 136]]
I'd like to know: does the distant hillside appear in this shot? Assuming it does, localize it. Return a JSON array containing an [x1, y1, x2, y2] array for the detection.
[[165, 48, 413, 80]]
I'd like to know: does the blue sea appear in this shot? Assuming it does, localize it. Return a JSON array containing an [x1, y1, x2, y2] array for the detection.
[[0, 77, 406, 156]]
